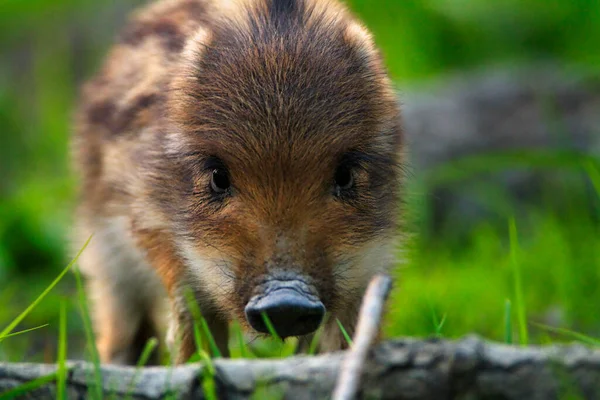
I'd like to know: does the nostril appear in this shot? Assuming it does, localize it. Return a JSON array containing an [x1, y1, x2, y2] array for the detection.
[[245, 289, 325, 338]]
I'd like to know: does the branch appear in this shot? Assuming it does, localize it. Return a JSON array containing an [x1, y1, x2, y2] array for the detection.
[[1, 336, 600, 399], [333, 274, 392, 400]]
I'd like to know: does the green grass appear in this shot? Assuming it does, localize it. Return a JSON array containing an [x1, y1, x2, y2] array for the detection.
[[336, 319, 354, 347], [509, 218, 528, 346], [0, 236, 89, 342], [585, 162, 600, 198], [1, 324, 48, 339], [504, 299, 512, 345], [231, 321, 249, 359], [258, 313, 298, 358], [73, 265, 103, 400], [56, 300, 67, 400], [261, 313, 282, 343], [199, 354, 218, 400], [0, 372, 59, 400], [384, 197, 600, 344], [430, 304, 447, 338], [184, 289, 222, 358], [306, 314, 330, 355]]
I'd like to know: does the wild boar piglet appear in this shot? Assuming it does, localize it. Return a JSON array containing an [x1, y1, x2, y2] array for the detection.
[[73, 0, 404, 364]]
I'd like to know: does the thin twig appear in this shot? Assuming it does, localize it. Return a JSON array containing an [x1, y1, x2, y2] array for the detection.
[[332, 274, 393, 400]]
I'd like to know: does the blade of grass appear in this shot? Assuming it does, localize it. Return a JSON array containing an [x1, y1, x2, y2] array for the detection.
[[584, 161, 600, 199], [504, 299, 512, 344], [0, 236, 91, 342], [231, 320, 249, 359], [0, 372, 58, 400], [73, 250, 103, 400], [306, 333, 321, 355], [192, 321, 203, 359], [124, 337, 159, 400], [336, 318, 353, 347], [183, 289, 222, 358], [1, 324, 49, 339], [199, 318, 221, 358], [199, 350, 218, 400], [429, 304, 447, 337], [532, 322, 600, 347], [435, 314, 447, 337], [307, 321, 326, 356], [307, 313, 331, 355], [509, 218, 528, 346], [281, 337, 299, 358], [260, 312, 299, 357], [164, 349, 177, 400], [261, 312, 281, 342], [57, 300, 67, 400]]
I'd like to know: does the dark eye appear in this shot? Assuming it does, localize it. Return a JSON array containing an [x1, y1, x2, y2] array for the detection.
[[334, 165, 354, 192], [210, 168, 231, 194]]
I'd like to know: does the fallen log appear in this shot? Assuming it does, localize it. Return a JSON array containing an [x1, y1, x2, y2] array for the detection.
[[401, 65, 600, 235], [1, 336, 599, 399]]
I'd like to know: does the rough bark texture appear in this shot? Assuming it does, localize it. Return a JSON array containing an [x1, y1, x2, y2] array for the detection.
[[1, 336, 600, 399]]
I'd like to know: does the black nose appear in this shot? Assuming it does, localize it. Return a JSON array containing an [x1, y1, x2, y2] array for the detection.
[[245, 288, 325, 338]]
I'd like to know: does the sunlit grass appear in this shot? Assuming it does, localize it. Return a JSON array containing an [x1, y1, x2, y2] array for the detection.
[[336, 319, 353, 347], [585, 161, 600, 199], [73, 263, 103, 400], [384, 203, 600, 344], [261, 312, 281, 343], [1, 324, 48, 339], [56, 300, 67, 400], [0, 240, 89, 399], [509, 218, 528, 346], [504, 299, 512, 345], [307, 314, 330, 355], [429, 304, 447, 338], [0, 372, 59, 400], [184, 289, 222, 358], [259, 312, 298, 358], [231, 321, 249, 359], [0, 236, 90, 343]]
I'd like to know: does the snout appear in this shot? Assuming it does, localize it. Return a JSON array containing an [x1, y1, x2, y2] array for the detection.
[[244, 280, 325, 338]]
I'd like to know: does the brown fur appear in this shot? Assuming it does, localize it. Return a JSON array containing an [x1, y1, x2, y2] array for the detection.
[[73, 0, 404, 364]]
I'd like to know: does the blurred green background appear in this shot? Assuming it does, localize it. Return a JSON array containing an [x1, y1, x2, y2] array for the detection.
[[1, 0, 599, 363]]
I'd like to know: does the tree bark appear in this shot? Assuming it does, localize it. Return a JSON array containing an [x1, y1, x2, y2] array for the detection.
[[1, 336, 599, 399]]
